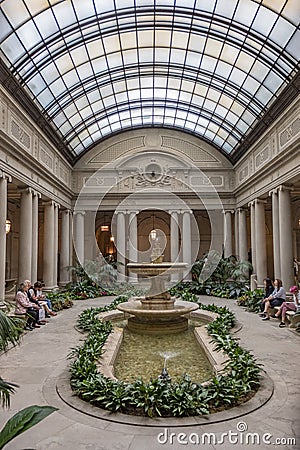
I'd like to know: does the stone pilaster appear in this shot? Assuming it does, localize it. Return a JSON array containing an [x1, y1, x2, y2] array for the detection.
[[18, 187, 33, 283]]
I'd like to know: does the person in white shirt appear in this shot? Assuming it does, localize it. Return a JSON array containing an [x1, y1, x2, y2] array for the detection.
[[274, 285, 300, 328], [261, 278, 286, 321]]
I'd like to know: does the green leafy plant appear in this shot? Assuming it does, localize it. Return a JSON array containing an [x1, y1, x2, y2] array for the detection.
[[0, 405, 57, 449], [69, 291, 263, 417], [237, 289, 264, 312]]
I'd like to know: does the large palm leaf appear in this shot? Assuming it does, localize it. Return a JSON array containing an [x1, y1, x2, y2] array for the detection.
[[0, 310, 23, 352]]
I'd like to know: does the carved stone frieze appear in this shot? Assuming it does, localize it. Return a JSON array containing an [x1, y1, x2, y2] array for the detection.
[[10, 116, 31, 151], [279, 117, 300, 148], [40, 146, 53, 170], [190, 175, 224, 187], [238, 164, 249, 183], [255, 146, 269, 168]]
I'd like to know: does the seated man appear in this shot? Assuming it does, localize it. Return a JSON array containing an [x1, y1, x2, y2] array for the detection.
[[260, 278, 286, 321]]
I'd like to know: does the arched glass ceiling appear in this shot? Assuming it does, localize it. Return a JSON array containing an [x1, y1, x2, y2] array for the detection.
[[0, 0, 299, 159]]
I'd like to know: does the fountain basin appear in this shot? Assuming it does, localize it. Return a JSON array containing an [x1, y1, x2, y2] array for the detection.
[[117, 299, 199, 334], [119, 261, 197, 333], [97, 309, 228, 382]]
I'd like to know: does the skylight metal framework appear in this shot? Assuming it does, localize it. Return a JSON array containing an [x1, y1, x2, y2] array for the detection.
[[0, 0, 299, 160]]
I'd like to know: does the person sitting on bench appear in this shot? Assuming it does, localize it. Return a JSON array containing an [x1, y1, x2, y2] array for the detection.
[[274, 285, 300, 328]]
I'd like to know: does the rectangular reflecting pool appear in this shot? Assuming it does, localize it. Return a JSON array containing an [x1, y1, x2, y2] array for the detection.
[[113, 324, 214, 383]]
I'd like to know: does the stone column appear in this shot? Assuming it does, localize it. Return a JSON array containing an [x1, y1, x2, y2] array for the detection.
[[73, 211, 85, 266], [116, 211, 126, 281], [254, 199, 267, 287], [269, 189, 281, 278], [249, 201, 256, 273], [128, 211, 138, 281], [31, 191, 40, 283], [53, 203, 59, 287], [234, 209, 239, 257], [278, 186, 294, 289], [223, 210, 233, 258], [182, 210, 192, 279], [170, 211, 179, 282], [60, 210, 71, 286], [18, 188, 33, 283], [43, 201, 55, 289], [69, 211, 73, 274], [248, 201, 257, 290], [238, 207, 248, 262], [0, 173, 11, 302]]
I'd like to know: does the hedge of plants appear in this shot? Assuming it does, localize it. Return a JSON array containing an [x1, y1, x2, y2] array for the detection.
[[69, 290, 263, 418]]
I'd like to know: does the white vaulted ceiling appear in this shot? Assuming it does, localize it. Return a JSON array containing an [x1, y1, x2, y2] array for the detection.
[[0, 0, 299, 162]]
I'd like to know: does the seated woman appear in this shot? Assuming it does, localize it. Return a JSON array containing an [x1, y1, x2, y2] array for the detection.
[[33, 281, 57, 317], [260, 278, 286, 321], [274, 285, 300, 327], [259, 277, 274, 312], [15, 283, 40, 330]]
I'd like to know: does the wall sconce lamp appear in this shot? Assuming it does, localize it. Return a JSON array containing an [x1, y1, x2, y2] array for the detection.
[[6, 219, 12, 234]]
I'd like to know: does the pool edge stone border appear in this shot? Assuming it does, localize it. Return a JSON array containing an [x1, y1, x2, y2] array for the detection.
[[56, 369, 274, 427]]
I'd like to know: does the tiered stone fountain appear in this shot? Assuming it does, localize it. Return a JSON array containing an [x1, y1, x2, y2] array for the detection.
[[117, 246, 199, 334]]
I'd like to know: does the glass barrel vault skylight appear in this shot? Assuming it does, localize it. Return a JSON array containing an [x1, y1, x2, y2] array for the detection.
[[0, 0, 299, 158]]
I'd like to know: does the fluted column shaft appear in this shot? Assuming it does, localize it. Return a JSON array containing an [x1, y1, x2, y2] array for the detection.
[[60, 210, 71, 285], [238, 208, 248, 262], [43, 201, 55, 289], [278, 186, 294, 289], [117, 211, 126, 281], [73, 211, 85, 265], [18, 188, 33, 283], [0, 174, 10, 301], [270, 189, 281, 278], [255, 200, 267, 287], [31, 192, 40, 283], [128, 211, 138, 281], [182, 210, 192, 279], [224, 211, 233, 258]]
